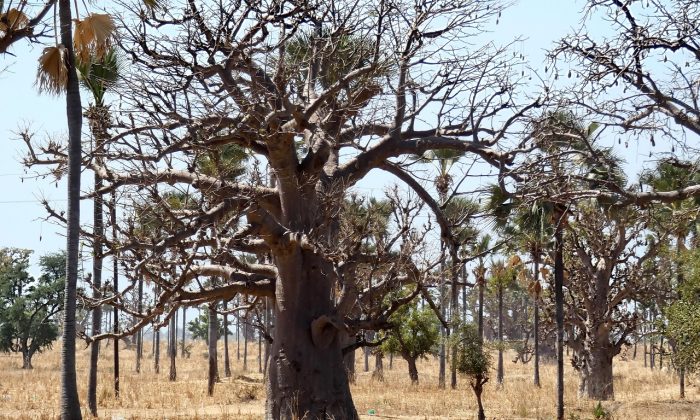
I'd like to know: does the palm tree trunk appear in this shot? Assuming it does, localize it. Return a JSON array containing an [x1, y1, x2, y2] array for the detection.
[[450, 247, 459, 389], [533, 251, 541, 387], [87, 171, 103, 416], [168, 312, 177, 381], [111, 195, 120, 398], [224, 301, 231, 377], [243, 314, 248, 371], [207, 302, 219, 396], [136, 277, 143, 372], [438, 244, 446, 389], [154, 286, 160, 374], [497, 282, 504, 384], [181, 306, 186, 357], [478, 273, 484, 342], [59, 0, 83, 417], [236, 303, 241, 360], [554, 223, 565, 420]]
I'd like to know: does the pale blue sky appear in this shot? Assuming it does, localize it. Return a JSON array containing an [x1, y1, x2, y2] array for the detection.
[[0, 1, 661, 272]]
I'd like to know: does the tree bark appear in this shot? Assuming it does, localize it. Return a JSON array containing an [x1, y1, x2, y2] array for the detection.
[[579, 344, 614, 400], [22, 350, 34, 369], [208, 302, 219, 396], [264, 252, 357, 420], [59, 0, 83, 417], [343, 347, 356, 384]]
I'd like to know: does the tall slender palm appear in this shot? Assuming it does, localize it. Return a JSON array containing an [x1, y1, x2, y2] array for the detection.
[[471, 235, 492, 343], [78, 45, 120, 416], [48, 1, 83, 417], [415, 148, 464, 388]]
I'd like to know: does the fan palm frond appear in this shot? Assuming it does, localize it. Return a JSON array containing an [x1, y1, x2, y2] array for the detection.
[[73, 13, 116, 62], [36, 45, 68, 95]]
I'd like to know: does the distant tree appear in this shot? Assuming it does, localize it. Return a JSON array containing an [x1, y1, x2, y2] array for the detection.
[[187, 310, 231, 341], [0, 249, 65, 369], [666, 249, 700, 375], [380, 301, 439, 384], [453, 322, 491, 420]]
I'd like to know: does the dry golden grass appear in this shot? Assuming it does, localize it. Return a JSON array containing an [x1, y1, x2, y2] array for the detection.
[[0, 341, 698, 419]]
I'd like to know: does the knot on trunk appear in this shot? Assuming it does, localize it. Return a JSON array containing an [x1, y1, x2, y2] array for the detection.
[[311, 314, 344, 349]]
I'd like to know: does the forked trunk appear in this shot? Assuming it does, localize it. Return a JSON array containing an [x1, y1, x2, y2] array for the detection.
[[265, 251, 357, 420]]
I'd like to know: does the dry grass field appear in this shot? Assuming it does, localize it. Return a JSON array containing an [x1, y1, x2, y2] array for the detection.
[[0, 340, 698, 419]]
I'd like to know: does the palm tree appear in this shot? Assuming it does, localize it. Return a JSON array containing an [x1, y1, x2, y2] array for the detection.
[[414, 148, 464, 389], [56, 1, 83, 417], [485, 184, 555, 387], [78, 45, 120, 416], [641, 159, 700, 398], [471, 235, 492, 342]]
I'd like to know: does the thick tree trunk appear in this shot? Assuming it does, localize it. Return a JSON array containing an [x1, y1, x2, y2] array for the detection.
[[405, 355, 419, 385], [343, 348, 356, 384], [579, 344, 614, 400], [22, 350, 34, 369], [265, 252, 357, 420], [59, 0, 83, 417], [208, 303, 219, 396]]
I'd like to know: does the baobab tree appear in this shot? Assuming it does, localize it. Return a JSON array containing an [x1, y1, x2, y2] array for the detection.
[[23, 1, 542, 418]]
